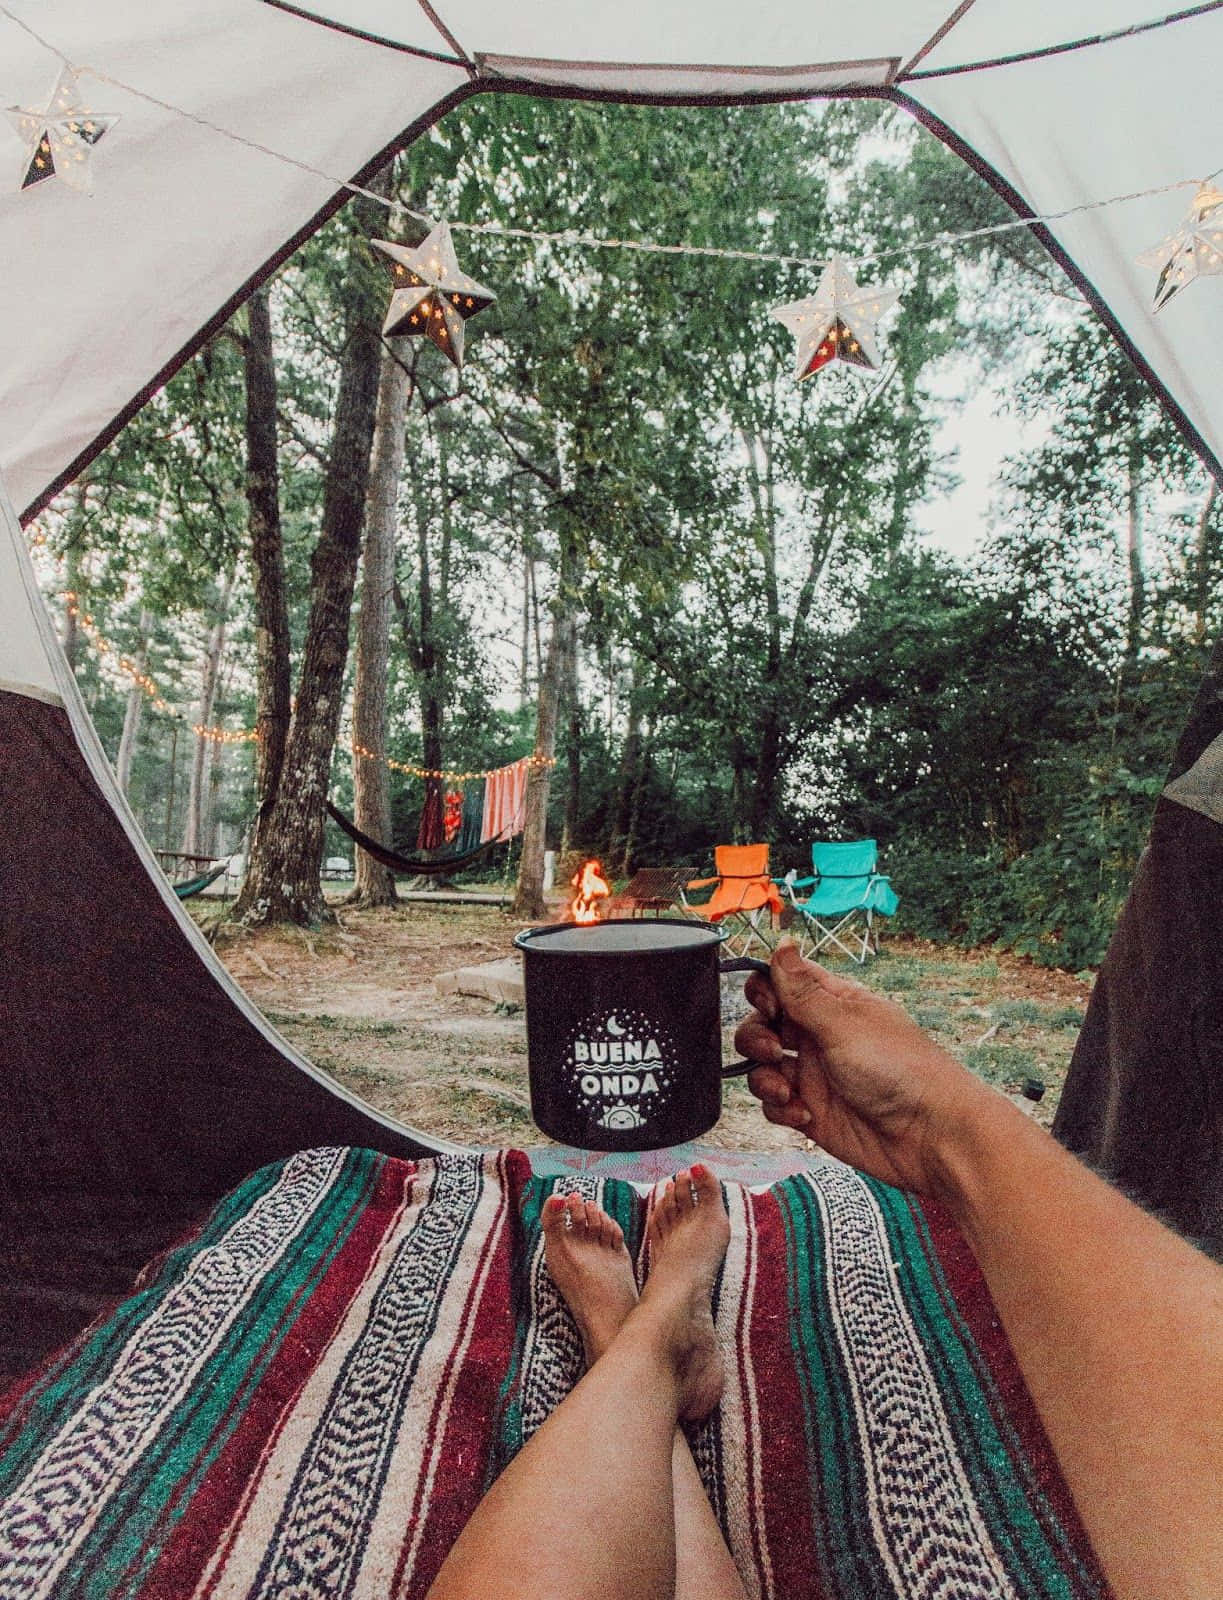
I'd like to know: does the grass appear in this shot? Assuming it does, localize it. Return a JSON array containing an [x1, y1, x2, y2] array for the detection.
[[817, 939, 1090, 1125]]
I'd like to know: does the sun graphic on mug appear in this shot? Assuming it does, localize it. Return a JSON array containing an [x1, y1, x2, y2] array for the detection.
[[598, 1102, 645, 1131]]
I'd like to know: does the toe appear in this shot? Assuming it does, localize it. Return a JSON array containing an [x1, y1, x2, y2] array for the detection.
[[565, 1193, 586, 1235], [583, 1200, 605, 1243], [542, 1193, 566, 1236], [674, 1169, 695, 1210], [690, 1163, 720, 1208]]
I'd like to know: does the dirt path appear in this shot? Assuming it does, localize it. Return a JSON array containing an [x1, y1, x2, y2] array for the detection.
[[200, 900, 1092, 1152]]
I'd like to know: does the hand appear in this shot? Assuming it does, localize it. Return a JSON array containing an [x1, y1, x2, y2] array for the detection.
[[734, 939, 997, 1197]]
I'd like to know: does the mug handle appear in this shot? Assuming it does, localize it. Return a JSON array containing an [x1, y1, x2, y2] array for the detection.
[[717, 955, 772, 1079]]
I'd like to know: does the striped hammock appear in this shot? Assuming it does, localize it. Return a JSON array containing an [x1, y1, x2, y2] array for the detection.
[[0, 1149, 1108, 1599]]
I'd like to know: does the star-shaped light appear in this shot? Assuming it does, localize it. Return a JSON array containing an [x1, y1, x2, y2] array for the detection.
[[1137, 182, 1223, 312], [770, 255, 899, 380], [370, 221, 495, 369], [6, 67, 118, 194]]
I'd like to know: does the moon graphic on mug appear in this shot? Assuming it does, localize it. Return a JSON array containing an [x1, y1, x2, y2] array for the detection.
[[604, 1014, 625, 1036]]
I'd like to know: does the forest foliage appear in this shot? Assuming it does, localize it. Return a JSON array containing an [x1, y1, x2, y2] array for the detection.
[[31, 97, 1220, 965]]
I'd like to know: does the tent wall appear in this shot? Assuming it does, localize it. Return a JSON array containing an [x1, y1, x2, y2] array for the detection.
[[1054, 645, 1223, 1255], [4, 5, 1223, 519], [3, 2, 1223, 1376], [0, 479, 448, 1381]]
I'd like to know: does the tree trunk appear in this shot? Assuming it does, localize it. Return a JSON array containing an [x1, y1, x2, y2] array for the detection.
[[183, 572, 232, 856], [242, 285, 292, 856], [561, 623, 580, 856], [114, 607, 151, 796], [350, 336, 407, 906], [1124, 437, 1146, 667], [235, 181, 386, 925], [1192, 478, 1218, 648], [513, 540, 575, 919], [607, 660, 645, 873]]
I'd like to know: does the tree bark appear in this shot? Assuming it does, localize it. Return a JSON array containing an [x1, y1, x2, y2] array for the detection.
[[350, 336, 408, 906], [114, 607, 151, 796], [513, 538, 576, 919], [242, 285, 291, 856], [235, 181, 386, 925], [1124, 436, 1146, 667], [1192, 478, 1218, 648], [607, 659, 645, 873], [561, 623, 581, 856], [183, 571, 232, 856]]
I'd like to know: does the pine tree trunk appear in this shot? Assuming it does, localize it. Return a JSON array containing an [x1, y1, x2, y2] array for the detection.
[[114, 607, 151, 796], [1192, 479, 1218, 647], [1125, 438, 1146, 667], [242, 285, 291, 857], [513, 548, 574, 919], [607, 662, 644, 873], [561, 624, 580, 856], [235, 182, 386, 925], [183, 573, 232, 856], [350, 337, 407, 906]]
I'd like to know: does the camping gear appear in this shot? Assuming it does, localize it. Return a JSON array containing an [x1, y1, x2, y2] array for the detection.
[[782, 838, 899, 964], [513, 919, 766, 1151], [611, 865, 696, 917], [0, 1147, 1110, 1600], [326, 800, 506, 877], [2, 4, 1223, 1373], [679, 843, 784, 956]]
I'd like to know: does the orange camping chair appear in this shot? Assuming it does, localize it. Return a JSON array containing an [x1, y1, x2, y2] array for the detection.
[[680, 843, 783, 956]]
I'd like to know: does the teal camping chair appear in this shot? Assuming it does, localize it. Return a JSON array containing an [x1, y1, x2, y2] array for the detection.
[[781, 839, 898, 964]]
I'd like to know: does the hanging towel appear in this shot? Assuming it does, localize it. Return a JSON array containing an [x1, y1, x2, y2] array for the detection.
[[482, 757, 531, 842], [416, 777, 445, 851], [458, 779, 486, 853]]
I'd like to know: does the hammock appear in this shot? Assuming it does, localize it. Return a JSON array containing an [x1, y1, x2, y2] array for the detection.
[[326, 800, 504, 877], [171, 860, 229, 899], [0, 1149, 1108, 1600]]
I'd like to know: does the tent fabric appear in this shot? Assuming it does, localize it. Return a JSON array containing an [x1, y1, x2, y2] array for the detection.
[[0, 1146, 1109, 1599], [1054, 641, 1223, 1253], [0, 0, 1221, 1370], [1, 2, 1222, 534]]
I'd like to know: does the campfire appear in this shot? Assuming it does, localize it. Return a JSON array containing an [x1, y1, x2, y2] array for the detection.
[[566, 858, 611, 924]]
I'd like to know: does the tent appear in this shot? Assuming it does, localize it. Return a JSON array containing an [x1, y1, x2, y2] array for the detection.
[[1, 0, 1221, 1378]]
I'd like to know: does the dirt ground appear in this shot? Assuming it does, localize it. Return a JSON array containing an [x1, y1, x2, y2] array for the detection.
[[197, 895, 1092, 1152]]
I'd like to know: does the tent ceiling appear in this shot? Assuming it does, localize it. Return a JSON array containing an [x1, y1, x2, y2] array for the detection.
[[0, 1, 1219, 526]]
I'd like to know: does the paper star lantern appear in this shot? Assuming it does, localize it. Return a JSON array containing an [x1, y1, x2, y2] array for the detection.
[[370, 221, 495, 369], [770, 256, 899, 380], [6, 67, 118, 194], [1137, 182, 1223, 312]]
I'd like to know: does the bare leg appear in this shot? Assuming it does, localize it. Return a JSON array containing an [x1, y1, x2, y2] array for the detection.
[[541, 1181, 748, 1600], [427, 1167, 733, 1600]]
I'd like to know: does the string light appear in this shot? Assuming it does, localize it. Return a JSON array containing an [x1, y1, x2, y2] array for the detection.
[[346, 739, 555, 782], [61, 594, 556, 775], [1, 3, 1218, 284], [63, 592, 258, 746]]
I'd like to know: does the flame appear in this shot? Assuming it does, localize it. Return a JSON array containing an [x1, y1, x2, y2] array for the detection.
[[568, 858, 611, 924]]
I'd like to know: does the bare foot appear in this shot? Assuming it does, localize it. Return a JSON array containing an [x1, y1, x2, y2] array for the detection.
[[639, 1165, 730, 1423], [542, 1191, 639, 1366]]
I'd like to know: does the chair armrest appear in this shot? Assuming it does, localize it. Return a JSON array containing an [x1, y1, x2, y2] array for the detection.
[[789, 874, 817, 889], [677, 876, 718, 910]]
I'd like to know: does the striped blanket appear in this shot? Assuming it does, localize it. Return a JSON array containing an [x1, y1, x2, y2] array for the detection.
[[0, 1149, 1108, 1599]]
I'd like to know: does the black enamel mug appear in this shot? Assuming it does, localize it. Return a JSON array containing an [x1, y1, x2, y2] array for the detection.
[[513, 918, 768, 1152]]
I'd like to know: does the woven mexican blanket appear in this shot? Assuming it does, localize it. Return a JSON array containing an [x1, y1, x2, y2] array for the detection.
[[0, 1148, 1108, 1599]]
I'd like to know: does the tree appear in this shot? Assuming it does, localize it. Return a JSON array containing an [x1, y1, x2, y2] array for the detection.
[[234, 178, 387, 925]]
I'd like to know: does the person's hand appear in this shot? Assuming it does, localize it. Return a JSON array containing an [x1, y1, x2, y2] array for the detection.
[[734, 939, 997, 1196]]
